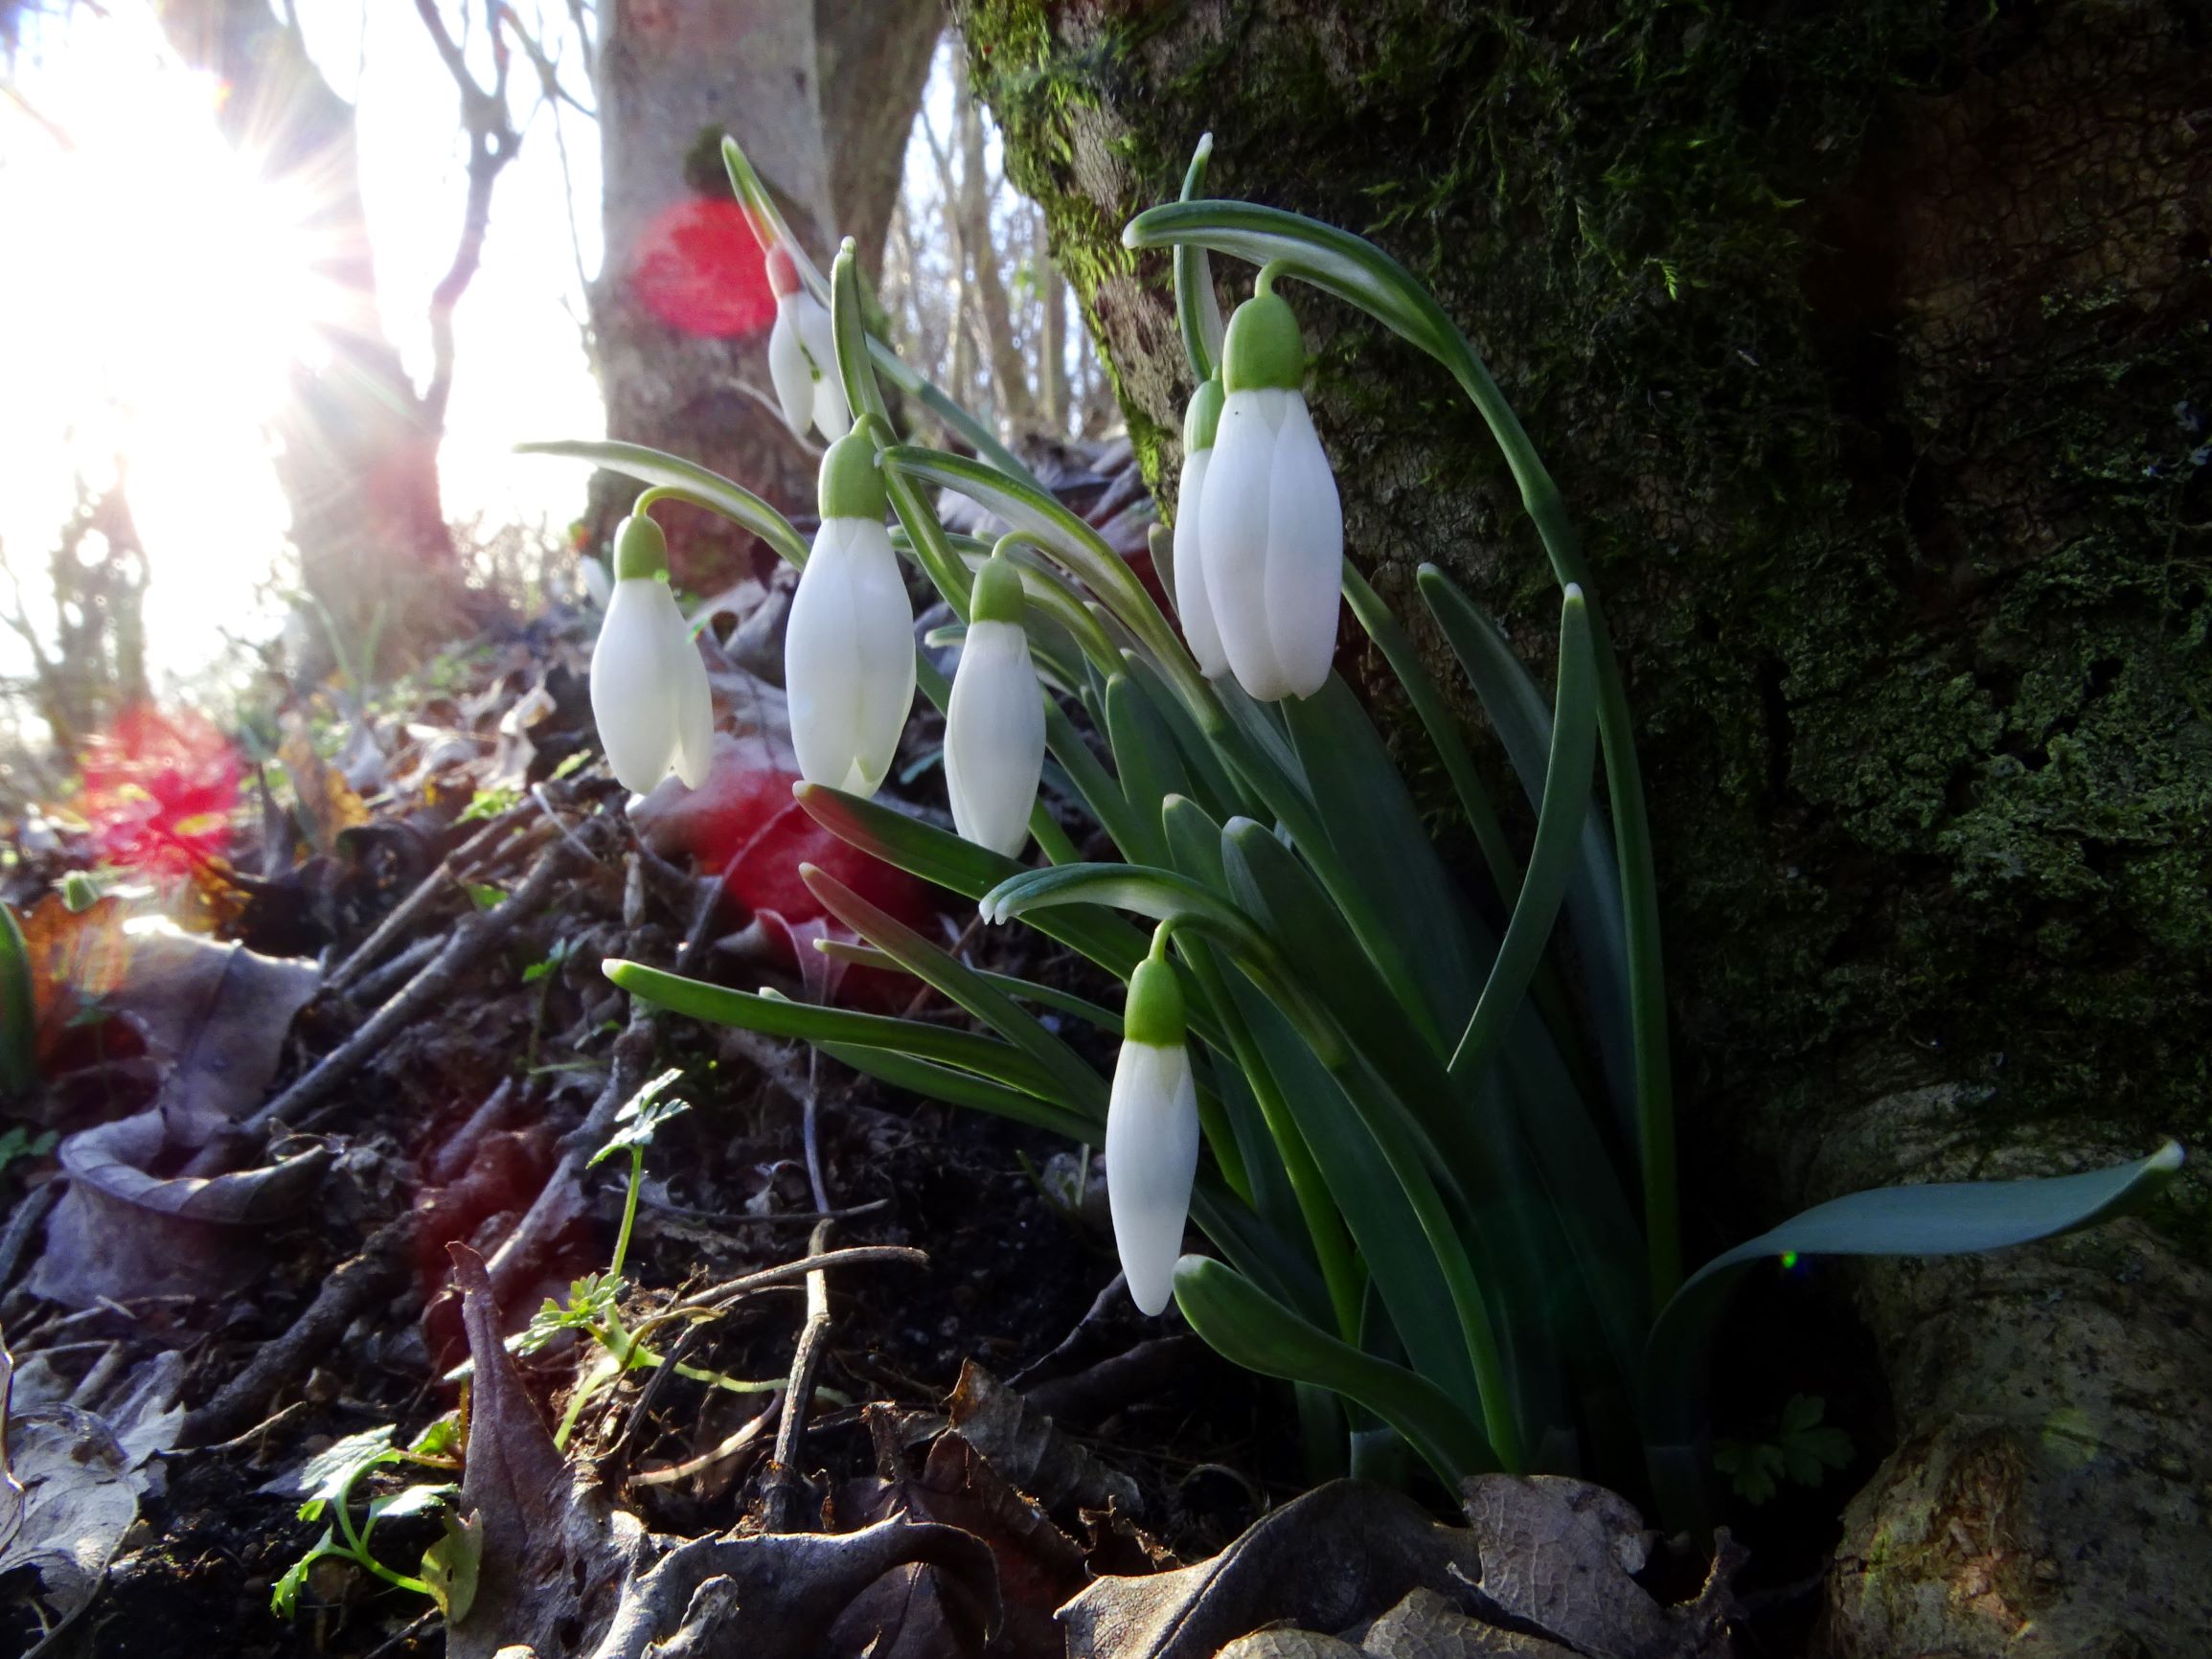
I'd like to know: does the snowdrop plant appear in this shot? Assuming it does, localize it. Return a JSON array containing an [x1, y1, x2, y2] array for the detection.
[[1106, 925, 1201, 1315], [945, 547, 1048, 855], [1199, 272, 1345, 700], [541, 132, 2182, 1533], [787, 425, 919, 797], [589, 511, 714, 795], [765, 242, 851, 443]]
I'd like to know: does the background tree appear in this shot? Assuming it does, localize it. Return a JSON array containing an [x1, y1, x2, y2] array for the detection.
[[950, 2, 2211, 1653], [588, 0, 939, 578], [155, 0, 515, 667]]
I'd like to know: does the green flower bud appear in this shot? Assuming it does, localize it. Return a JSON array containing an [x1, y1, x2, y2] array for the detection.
[[612, 513, 670, 581], [818, 429, 888, 521], [1124, 941, 1186, 1049], [969, 552, 1027, 626], [1185, 376, 1225, 452], [1221, 284, 1305, 394]]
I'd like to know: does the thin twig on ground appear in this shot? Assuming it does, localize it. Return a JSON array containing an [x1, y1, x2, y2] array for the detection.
[[323, 803, 535, 992], [179, 1214, 415, 1447], [240, 840, 578, 1145]]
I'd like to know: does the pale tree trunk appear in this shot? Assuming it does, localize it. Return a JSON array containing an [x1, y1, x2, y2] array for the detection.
[[1038, 229, 1070, 436], [156, 0, 478, 670], [953, 2, 2212, 1653], [590, 0, 937, 582], [953, 53, 1033, 432]]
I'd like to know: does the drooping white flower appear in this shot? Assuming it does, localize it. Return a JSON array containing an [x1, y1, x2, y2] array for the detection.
[[944, 553, 1045, 856], [1172, 377, 1229, 678], [786, 431, 915, 797], [1106, 933, 1199, 1316], [1197, 276, 1343, 701], [590, 513, 715, 795], [765, 243, 853, 443]]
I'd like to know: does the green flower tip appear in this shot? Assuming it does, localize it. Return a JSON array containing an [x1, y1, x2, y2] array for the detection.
[[612, 513, 669, 580], [1195, 131, 1214, 162], [1221, 289, 1305, 392], [818, 431, 887, 520], [1124, 953, 1186, 1048], [1185, 377, 1225, 451], [970, 554, 1026, 626]]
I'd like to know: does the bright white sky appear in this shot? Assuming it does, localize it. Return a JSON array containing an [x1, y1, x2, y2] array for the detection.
[[0, 1, 605, 692], [0, 6, 973, 704]]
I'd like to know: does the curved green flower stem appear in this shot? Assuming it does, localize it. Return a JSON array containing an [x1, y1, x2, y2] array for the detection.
[[516, 442, 810, 570], [1123, 200, 1679, 1304], [1174, 132, 1222, 382], [986, 534, 1125, 670], [720, 135, 1038, 489], [1182, 939, 1362, 1342]]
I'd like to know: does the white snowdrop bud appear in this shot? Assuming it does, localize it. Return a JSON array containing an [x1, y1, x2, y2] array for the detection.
[[765, 243, 852, 443], [590, 513, 715, 795], [944, 553, 1046, 856], [1173, 377, 1229, 678], [1106, 931, 1199, 1316]]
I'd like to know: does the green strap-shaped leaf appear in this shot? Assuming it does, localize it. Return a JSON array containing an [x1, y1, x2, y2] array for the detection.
[[793, 783, 1150, 979], [514, 440, 809, 569], [1446, 588, 1599, 1084], [814, 940, 1124, 1036], [603, 960, 1094, 1140], [1174, 132, 1224, 382], [1, 901, 34, 1097], [1174, 1255, 1496, 1487], [800, 864, 1106, 1118], [1104, 672, 1190, 866], [1421, 568, 1631, 1127], [814, 1040, 1097, 1143], [1125, 653, 1252, 824], [1282, 674, 1485, 1053], [1640, 1141, 2185, 1521]]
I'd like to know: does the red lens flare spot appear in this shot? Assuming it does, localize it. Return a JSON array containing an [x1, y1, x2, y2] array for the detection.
[[78, 704, 240, 878], [630, 197, 775, 338]]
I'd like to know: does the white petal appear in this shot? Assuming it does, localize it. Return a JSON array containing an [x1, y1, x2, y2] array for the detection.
[[945, 620, 1045, 855], [795, 295, 851, 439], [768, 298, 814, 437], [1172, 448, 1228, 677], [786, 517, 913, 796], [664, 594, 717, 789], [1105, 1040, 1199, 1316], [590, 579, 681, 794], [1262, 395, 1344, 700], [840, 518, 916, 794], [1198, 390, 1288, 700]]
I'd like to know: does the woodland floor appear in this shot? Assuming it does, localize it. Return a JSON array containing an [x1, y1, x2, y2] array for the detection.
[[0, 449, 1884, 1657]]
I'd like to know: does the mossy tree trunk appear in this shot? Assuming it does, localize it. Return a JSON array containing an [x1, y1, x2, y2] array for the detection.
[[952, 2, 2211, 1651]]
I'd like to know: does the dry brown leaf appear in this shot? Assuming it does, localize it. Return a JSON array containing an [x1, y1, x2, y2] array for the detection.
[[280, 717, 373, 851]]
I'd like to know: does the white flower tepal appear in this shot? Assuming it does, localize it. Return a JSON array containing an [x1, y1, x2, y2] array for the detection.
[[944, 554, 1045, 856], [1106, 935, 1199, 1316], [590, 514, 715, 795], [765, 244, 852, 443], [1172, 377, 1229, 678], [1197, 276, 1343, 701], [786, 432, 915, 798]]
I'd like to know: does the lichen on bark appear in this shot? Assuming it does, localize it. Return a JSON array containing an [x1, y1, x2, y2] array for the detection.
[[954, 1, 2211, 1651]]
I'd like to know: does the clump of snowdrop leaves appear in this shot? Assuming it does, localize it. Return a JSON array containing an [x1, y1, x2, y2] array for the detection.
[[786, 427, 916, 798], [766, 242, 852, 443], [943, 548, 1047, 856], [589, 512, 714, 795], [1197, 266, 1344, 702], [1106, 926, 1199, 1316]]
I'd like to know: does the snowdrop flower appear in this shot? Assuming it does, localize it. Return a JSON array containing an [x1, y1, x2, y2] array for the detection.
[[786, 430, 915, 797], [589, 513, 714, 795], [1172, 377, 1228, 677], [1106, 929, 1199, 1316], [944, 551, 1045, 856], [765, 243, 852, 443], [1197, 269, 1344, 701]]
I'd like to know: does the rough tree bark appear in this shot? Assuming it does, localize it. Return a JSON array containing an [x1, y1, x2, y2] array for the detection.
[[589, 0, 938, 580], [157, 0, 481, 668], [951, 3, 2211, 1653]]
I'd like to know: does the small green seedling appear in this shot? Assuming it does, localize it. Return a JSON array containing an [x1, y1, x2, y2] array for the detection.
[[515, 1069, 820, 1448], [1712, 1394, 1855, 1506], [270, 1415, 466, 1620]]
